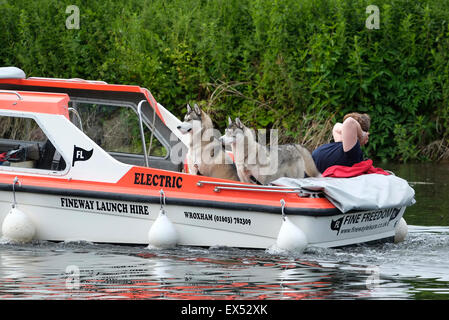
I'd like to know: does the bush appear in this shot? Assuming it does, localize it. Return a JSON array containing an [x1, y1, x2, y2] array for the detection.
[[1, 0, 449, 161]]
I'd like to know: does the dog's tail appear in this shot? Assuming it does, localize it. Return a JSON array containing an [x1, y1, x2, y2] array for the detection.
[[296, 145, 321, 178]]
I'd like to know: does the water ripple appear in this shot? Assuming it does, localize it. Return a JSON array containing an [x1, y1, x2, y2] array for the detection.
[[0, 225, 448, 300]]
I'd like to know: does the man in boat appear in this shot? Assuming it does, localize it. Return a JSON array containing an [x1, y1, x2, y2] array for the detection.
[[312, 112, 371, 173]]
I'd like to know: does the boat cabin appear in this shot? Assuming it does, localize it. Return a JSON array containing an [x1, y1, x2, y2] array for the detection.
[[0, 67, 187, 175]]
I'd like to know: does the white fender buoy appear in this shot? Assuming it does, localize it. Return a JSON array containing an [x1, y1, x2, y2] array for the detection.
[[275, 199, 308, 253], [276, 216, 308, 252], [1, 207, 35, 243], [1, 177, 35, 243], [148, 208, 178, 249], [394, 217, 408, 243], [147, 190, 178, 249]]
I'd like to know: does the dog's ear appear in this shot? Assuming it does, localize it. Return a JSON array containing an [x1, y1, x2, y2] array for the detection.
[[186, 104, 192, 113], [193, 104, 201, 116], [228, 116, 232, 127], [235, 117, 243, 128]]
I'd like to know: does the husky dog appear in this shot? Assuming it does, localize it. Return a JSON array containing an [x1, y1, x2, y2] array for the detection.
[[177, 104, 240, 181], [221, 117, 321, 184]]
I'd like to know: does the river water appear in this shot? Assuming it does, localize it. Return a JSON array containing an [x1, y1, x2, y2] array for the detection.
[[0, 163, 448, 300]]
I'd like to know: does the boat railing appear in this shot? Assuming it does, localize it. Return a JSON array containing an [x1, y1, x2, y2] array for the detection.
[[27, 77, 108, 84], [137, 100, 149, 167], [0, 90, 23, 102], [68, 107, 84, 132], [196, 180, 321, 197]]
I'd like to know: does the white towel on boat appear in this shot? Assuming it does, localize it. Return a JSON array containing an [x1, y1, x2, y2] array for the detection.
[[272, 174, 416, 213]]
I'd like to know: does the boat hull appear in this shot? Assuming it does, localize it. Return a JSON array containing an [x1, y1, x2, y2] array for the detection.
[[0, 190, 405, 249]]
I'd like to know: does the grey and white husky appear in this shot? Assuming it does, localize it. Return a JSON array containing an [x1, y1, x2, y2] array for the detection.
[[220, 117, 321, 184], [177, 104, 240, 181]]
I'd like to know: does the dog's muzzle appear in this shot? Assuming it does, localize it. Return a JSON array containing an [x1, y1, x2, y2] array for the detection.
[[220, 135, 235, 145], [177, 123, 192, 134]]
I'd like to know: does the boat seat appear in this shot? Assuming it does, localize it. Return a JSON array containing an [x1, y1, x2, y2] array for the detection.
[[35, 139, 66, 171], [36, 140, 55, 170]]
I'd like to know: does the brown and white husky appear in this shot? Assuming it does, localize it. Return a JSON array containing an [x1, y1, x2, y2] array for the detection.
[[177, 104, 240, 181], [221, 117, 321, 184]]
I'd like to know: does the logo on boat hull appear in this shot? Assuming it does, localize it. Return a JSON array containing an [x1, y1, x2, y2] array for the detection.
[[330, 208, 401, 236], [330, 217, 344, 235], [72, 145, 93, 166]]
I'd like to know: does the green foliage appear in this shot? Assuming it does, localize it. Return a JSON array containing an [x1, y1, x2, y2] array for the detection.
[[1, 0, 449, 161]]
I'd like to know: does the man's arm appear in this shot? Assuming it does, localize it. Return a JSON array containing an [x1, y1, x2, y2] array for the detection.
[[342, 117, 366, 152]]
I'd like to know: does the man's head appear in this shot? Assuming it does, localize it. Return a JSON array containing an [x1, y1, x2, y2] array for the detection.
[[343, 112, 371, 132]]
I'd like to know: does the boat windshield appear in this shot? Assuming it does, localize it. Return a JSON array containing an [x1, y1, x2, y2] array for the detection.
[[68, 101, 167, 158]]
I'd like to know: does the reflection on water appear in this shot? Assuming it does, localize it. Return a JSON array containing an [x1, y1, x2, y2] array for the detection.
[[0, 225, 448, 300], [0, 163, 448, 300]]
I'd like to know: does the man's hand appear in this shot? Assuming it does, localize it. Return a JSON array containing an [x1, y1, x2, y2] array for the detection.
[[359, 130, 369, 146]]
